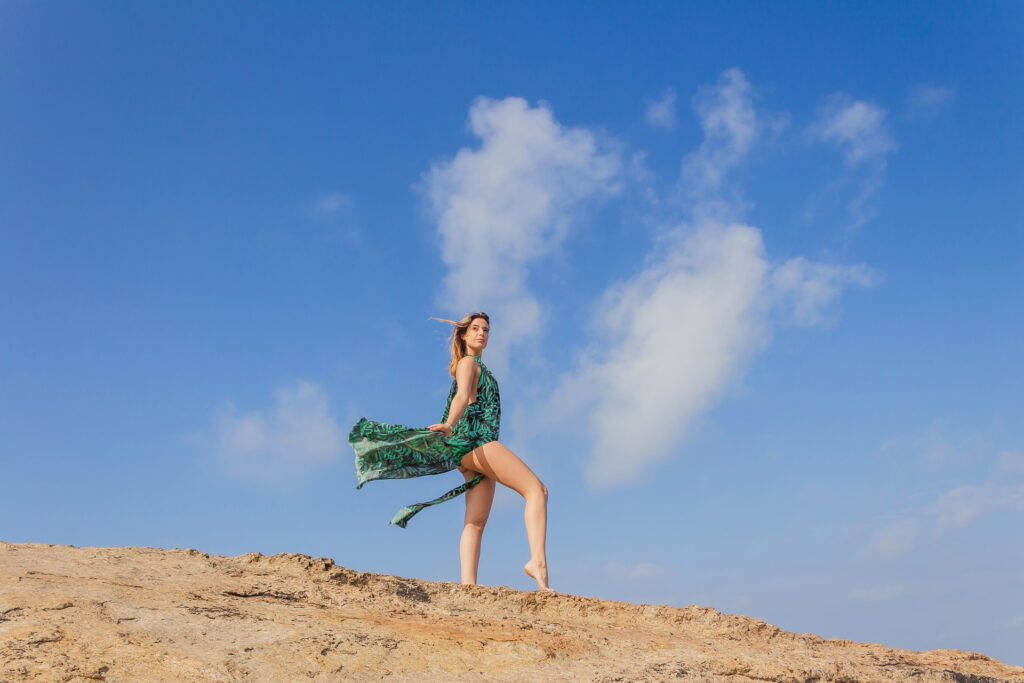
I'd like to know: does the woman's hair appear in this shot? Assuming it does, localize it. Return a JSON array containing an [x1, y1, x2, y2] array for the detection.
[[443, 312, 490, 377]]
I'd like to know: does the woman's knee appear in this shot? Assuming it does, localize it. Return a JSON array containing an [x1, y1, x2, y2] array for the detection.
[[530, 477, 548, 501], [464, 515, 488, 532], [464, 503, 490, 531]]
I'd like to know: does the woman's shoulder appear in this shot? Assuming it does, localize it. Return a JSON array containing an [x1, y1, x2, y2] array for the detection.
[[453, 355, 481, 378]]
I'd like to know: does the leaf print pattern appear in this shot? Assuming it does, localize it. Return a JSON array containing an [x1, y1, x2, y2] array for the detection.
[[348, 355, 501, 527]]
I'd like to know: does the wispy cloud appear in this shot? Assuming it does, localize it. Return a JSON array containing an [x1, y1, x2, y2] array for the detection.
[[863, 519, 918, 557], [645, 87, 677, 130], [209, 382, 346, 486], [540, 69, 876, 488], [769, 257, 880, 327], [421, 96, 622, 359], [863, 427, 1024, 555], [680, 68, 760, 207], [904, 84, 957, 119], [997, 450, 1024, 475], [880, 418, 988, 469], [803, 93, 896, 232], [935, 481, 1024, 533], [311, 191, 353, 216], [812, 94, 895, 166], [299, 191, 361, 245]]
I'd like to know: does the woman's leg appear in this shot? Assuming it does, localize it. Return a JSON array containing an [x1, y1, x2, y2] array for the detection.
[[460, 441, 551, 591], [457, 466, 495, 585]]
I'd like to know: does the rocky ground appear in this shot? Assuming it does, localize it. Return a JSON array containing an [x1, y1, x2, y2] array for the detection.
[[1, 541, 1021, 682]]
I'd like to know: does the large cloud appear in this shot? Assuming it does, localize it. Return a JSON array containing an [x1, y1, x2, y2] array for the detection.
[[555, 219, 772, 485], [541, 69, 877, 487], [421, 96, 622, 359]]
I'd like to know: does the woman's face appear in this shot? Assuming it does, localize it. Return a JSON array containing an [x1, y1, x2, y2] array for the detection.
[[462, 317, 489, 353]]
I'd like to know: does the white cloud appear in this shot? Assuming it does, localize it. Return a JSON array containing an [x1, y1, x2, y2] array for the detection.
[[997, 450, 1024, 475], [804, 93, 896, 232], [904, 84, 956, 118], [299, 191, 361, 244], [645, 87, 677, 130], [865, 427, 1024, 552], [813, 94, 895, 166], [540, 69, 875, 488], [211, 382, 346, 485], [881, 419, 988, 469], [681, 67, 759, 201], [312, 192, 352, 215], [864, 519, 918, 557], [794, 171, 887, 235], [421, 96, 622, 358], [844, 172, 885, 232], [935, 482, 1024, 533], [550, 220, 771, 486], [769, 256, 880, 327], [934, 485, 989, 531]]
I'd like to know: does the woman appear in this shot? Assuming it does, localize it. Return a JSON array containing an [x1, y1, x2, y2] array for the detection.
[[348, 312, 550, 591]]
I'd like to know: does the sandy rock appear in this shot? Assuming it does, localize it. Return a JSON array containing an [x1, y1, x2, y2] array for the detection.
[[1, 540, 1021, 682]]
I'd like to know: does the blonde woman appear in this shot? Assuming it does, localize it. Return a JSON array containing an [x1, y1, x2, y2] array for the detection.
[[348, 312, 550, 590]]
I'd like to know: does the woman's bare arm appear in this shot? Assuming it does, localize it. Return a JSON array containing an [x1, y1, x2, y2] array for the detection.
[[428, 357, 478, 435]]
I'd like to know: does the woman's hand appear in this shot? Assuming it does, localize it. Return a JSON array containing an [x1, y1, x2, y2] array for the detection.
[[428, 423, 453, 436]]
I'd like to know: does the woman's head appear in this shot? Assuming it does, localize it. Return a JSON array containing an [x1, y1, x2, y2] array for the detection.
[[447, 312, 489, 376]]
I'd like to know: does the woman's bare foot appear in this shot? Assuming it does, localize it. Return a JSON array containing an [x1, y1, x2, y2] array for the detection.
[[524, 560, 552, 591]]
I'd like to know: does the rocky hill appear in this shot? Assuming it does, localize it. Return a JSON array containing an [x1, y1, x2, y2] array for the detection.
[[1, 541, 1021, 681]]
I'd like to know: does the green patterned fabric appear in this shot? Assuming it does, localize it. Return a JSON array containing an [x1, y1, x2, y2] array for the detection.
[[348, 354, 501, 527]]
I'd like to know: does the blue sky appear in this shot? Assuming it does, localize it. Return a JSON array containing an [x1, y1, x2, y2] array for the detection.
[[3, 0, 1023, 665]]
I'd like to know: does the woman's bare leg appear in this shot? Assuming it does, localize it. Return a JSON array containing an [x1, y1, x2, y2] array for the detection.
[[460, 441, 551, 591], [457, 466, 495, 585]]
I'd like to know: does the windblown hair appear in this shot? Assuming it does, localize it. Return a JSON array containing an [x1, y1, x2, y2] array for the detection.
[[432, 312, 490, 377]]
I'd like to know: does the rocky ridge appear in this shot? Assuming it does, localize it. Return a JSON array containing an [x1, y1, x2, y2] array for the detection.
[[1, 541, 1021, 681]]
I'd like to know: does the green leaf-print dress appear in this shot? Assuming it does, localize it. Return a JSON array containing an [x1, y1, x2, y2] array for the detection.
[[348, 355, 501, 528]]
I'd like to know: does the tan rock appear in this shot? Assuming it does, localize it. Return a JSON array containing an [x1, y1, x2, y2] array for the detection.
[[1, 541, 1020, 682]]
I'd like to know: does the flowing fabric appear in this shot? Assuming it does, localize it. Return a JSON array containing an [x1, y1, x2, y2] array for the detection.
[[348, 355, 501, 527]]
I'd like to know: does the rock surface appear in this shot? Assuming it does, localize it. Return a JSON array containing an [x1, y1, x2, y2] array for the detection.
[[1, 541, 1021, 682]]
